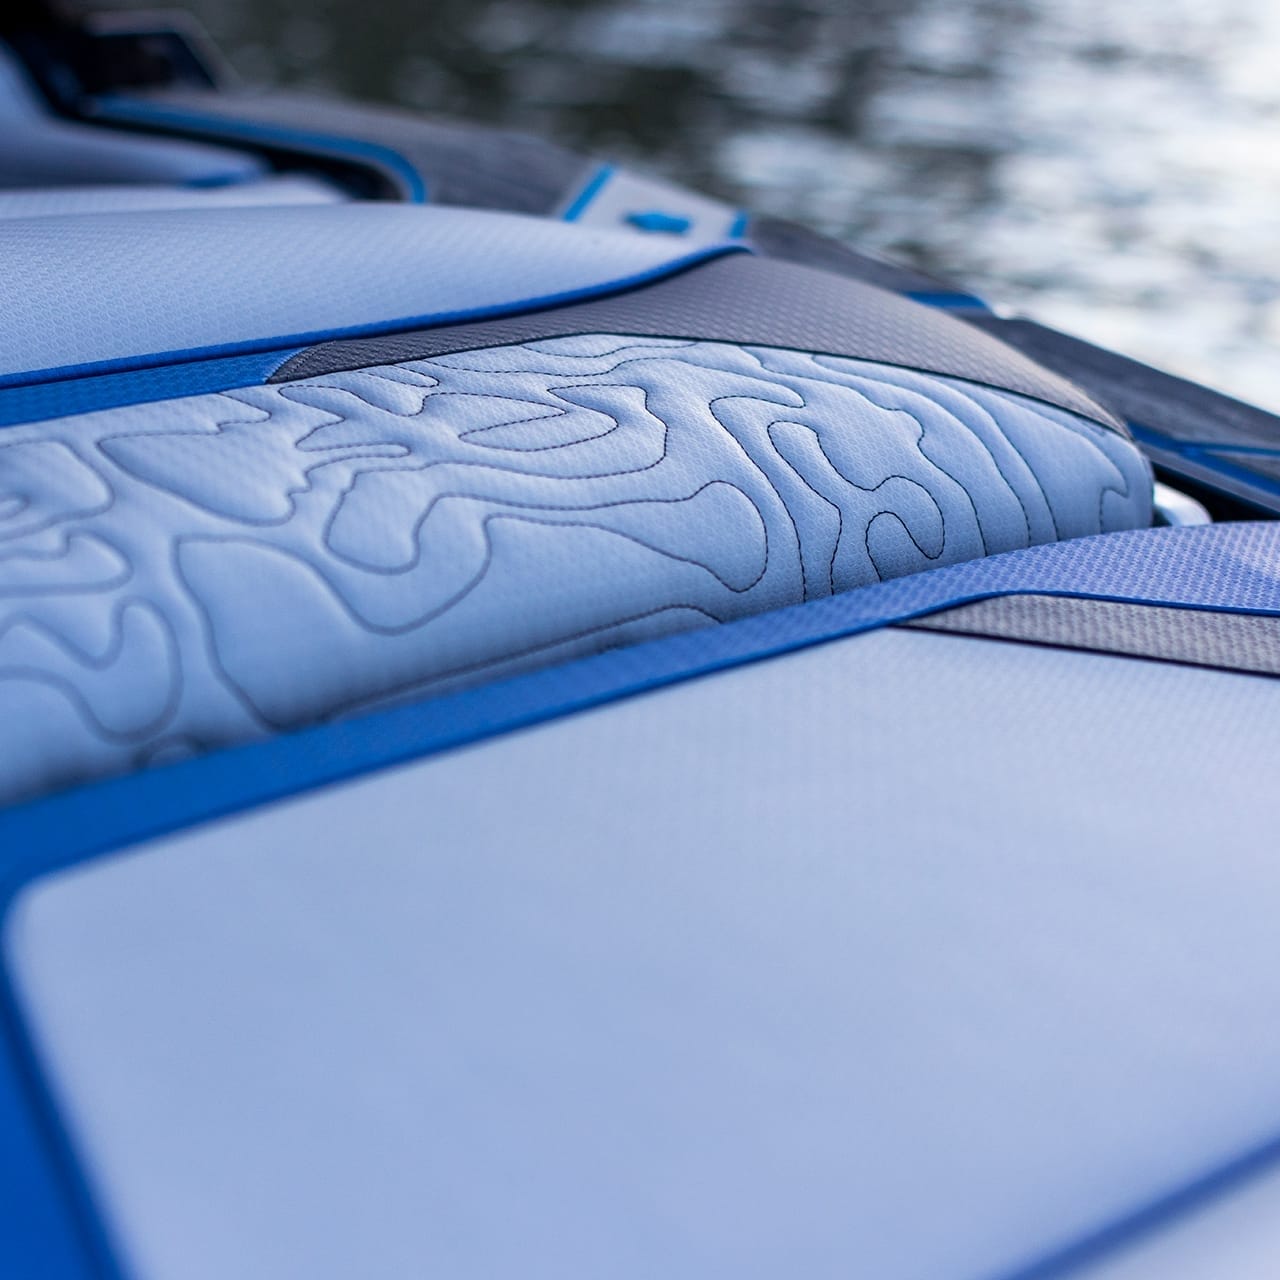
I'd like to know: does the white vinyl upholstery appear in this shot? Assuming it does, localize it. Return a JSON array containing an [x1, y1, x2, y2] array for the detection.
[[10, 628, 1280, 1280], [0, 339, 1151, 804]]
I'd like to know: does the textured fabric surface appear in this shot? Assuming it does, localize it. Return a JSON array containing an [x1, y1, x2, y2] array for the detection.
[[277, 254, 1124, 432], [0, 118, 264, 191], [12, 629, 1280, 1280], [0, 204, 732, 382], [0, 339, 1150, 806], [906, 593, 1280, 676]]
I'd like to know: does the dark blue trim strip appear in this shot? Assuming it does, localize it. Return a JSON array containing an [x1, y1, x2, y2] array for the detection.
[[95, 97, 430, 204], [907, 289, 992, 312], [1131, 423, 1280, 501], [559, 163, 614, 222], [0, 352, 298, 428]]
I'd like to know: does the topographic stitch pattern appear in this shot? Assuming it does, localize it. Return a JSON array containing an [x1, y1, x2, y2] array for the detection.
[[0, 336, 1151, 804]]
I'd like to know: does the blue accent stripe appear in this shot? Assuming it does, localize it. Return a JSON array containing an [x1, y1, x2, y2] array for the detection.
[[560, 163, 614, 222], [727, 210, 750, 239], [0, 352, 298, 428], [624, 210, 692, 234], [0, 1001, 106, 1280], [1131, 423, 1280, 500], [95, 96, 430, 204], [906, 289, 992, 312], [2, 521, 1280, 1279]]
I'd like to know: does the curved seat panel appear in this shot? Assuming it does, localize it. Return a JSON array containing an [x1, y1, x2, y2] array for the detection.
[[0, 204, 740, 382]]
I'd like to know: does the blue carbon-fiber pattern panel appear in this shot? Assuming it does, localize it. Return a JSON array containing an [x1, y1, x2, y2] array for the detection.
[[0, 338, 1150, 807]]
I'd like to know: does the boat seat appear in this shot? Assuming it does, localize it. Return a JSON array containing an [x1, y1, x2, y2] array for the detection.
[[0, 202, 1152, 804]]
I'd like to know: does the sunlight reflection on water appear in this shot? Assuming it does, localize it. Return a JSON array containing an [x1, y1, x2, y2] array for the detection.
[[109, 0, 1280, 409]]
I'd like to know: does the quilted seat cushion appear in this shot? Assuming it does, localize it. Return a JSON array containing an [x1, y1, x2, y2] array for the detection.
[[0, 331, 1150, 805]]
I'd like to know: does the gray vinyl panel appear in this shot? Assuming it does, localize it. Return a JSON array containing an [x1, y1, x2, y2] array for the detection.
[[905, 593, 1280, 676], [10, 628, 1280, 1280], [273, 254, 1124, 433]]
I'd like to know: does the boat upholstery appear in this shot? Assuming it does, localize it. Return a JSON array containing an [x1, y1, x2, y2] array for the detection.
[[2, 342, 1149, 803], [0, 175, 342, 219], [0, 205, 741, 381], [0, 44, 266, 190], [0, 201, 1151, 804], [10, 616, 1279, 1280]]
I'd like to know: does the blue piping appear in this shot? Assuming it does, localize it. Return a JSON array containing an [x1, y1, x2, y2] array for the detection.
[[4, 522, 1279, 881], [0, 242, 746, 413], [624, 210, 693, 235], [560, 163, 614, 222], [0, 352, 298, 428]]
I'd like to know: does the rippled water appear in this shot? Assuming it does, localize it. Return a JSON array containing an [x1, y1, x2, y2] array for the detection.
[[105, 0, 1280, 410]]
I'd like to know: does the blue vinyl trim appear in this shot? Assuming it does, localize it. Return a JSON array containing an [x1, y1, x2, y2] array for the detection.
[[3, 521, 1279, 884], [0, 242, 745, 415], [907, 289, 992, 312], [1163, 441, 1280, 458], [560, 163, 614, 222], [5, 520, 1280, 1280], [0, 352, 298, 427], [94, 97, 429, 203], [0, 1003, 107, 1280], [1130, 423, 1280, 500], [624, 210, 692, 234]]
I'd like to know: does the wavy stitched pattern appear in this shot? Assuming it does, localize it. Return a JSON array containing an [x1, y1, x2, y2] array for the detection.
[[0, 336, 1151, 805]]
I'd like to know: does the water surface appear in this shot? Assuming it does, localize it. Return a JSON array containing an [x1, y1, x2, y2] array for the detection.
[[104, 0, 1280, 410]]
